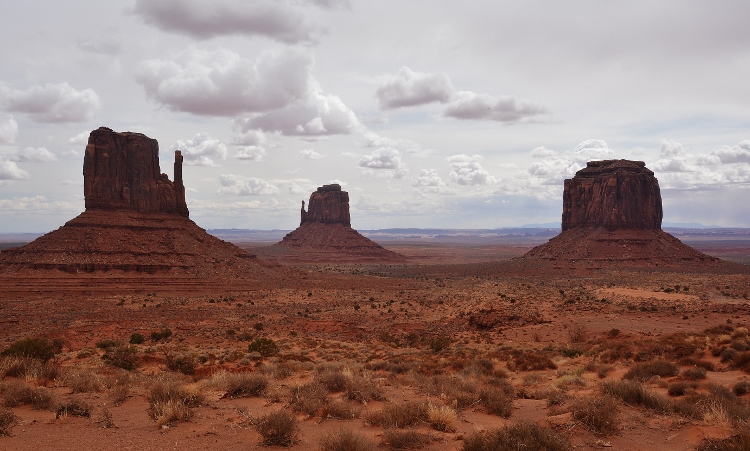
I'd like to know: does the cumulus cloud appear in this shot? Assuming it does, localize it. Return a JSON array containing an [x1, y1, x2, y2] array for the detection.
[[135, 47, 312, 116], [172, 133, 228, 166], [711, 140, 750, 164], [0, 82, 101, 123], [525, 139, 615, 186], [447, 154, 498, 186], [443, 91, 548, 123], [660, 139, 685, 158], [68, 131, 90, 145], [0, 160, 29, 180], [235, 146, 266, 161], [0, 195, 80, 213], [133, 0, 321, 44], [216, 173, 279, 195], [530, 146, 555, 158], [527, 158, 581, 185], [412, 168, 454, 194], [447, 153, 483, 163], [358, 147, 407, 178], [299, 148, 321, 159], [0, 114, 17, 143], [10, 147, 57, 163], [572, 139, 614, 160], [361, 131, 422, 154], [376, 66, 453, 109]]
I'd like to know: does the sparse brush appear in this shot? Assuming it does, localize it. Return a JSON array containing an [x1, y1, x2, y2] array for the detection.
[[346, 374, 386, 403], [317, 369, 348, 393], [366, 401, 427, 429], [147, 375, 204, 427], [55, 398, 92, 419], [696, 430, 750, 451], [0, 356, 60, 380], [426, 403, 457, 432], [462, 420, 571, 451], [568, 323, 589, 343], [165, 353, 196, 375], [322, 400, 359, 420], [97, 407, 115, 428], [682, 367, 708, 380], [623, 360, 678, 382], [508, 351, 557, 372], [0, 380, 56, 410], [479, 383, 514, 418], [418, 375, 479, 409], [254, 410, 298, 447], [673, 386, 750, 426], [290, 381, 329, 416], [571, 395, 620, 436], [224, 372, 268, 398], [0, 408, 19, 436], [382, 429, 432, 450], [1, 337, 61, 362], [601, 380, 672, 413], [732, 381, 750, 396], [63, 368, 104, 393], [247, 338, 279, 357], [102, 345, 139, 371], [319, 428, 375, 451]]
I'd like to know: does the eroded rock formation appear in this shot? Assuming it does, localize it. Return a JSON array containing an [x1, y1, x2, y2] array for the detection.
[[562, 160, 662, 231], [84, 127, 188, 217], [300, 184, 350, 226]]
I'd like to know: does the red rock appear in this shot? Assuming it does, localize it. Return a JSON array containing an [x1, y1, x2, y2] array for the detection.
[[300, 184, 350, 226], [562, 159, 662, 231], [84, 127, 188, 217]]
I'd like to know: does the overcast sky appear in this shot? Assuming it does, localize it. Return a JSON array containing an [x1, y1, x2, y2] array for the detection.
[[1, 0, 749, 232]]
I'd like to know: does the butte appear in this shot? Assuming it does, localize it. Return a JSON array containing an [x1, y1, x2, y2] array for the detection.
[[523, 159, 730, 269], [256, 184, 405, 263], [0, 127, 283, 295]]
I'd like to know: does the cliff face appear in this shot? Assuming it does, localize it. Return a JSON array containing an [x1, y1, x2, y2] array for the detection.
[[300, 184, 350, 226], [83, 127, 188, 217], [562, 159, 662, 231]]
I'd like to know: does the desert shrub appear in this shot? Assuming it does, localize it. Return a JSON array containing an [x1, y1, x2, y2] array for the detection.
[[63, 368, 103, 393], [674, 385, 750, 425], [479, 382, 515, 417], [568, 323, 589, 343], [696, 430, 750, 451], [0, 408, 18, 436], [366, 401, 427, 429], [731, 352, 750, 373], [103, 345, 139, 370], [571, 395, 620, 435], [0, 356, 60, 380], [224, 373, 268, 398], [705, 325, 734, 336], [584, 362, 614, 378], [261, 361, 299, 380], [682, 367, 707, 380], [147, 376, 204, 427], [462, 420, 571, 451], [165, 353, 196, 375], [322, 400, 359, 420], [55, 398, 92, 418], [732, 381, 750, 396], [720, 348, 738, 363], [623, 360, 678, 382], [426, 403, 457, 432], [290, 381, 329, 416], [254, 410, 298, 447], [319, 428, 375, 451], [150, 328, 172, 341], [346, 374, 386, 403], [0, 381, 56, 410], [247, 338, 279, 357], [95, 339, 120, 350], [382, 429, 432, 450], [508, 351, 557, 372], [546, 389, 568, 407], [317, 369, 348, 393], [129, 333, 145, 344], [1, 337, 61, 362], [428, 336, 451, 353], [417, 375, 478, 409], [667, 381, 694, 397], [601, 380, 672, 413], [678, 357, 715, 371]]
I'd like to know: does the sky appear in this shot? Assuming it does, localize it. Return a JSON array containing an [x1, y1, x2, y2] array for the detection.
[[0, 0, 749, 233]]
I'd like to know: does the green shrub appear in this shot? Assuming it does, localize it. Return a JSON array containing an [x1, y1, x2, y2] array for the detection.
[[95, 339, 120, 350], [462, 421, 571, 451], [165, 353, 195, 375], [129, 333, 145, 344], [1, 337, 61, 362], [623, 360, 678, 381], [150, 329, 172, 341], [428, 336, 451, 352], [254, 410, 298, 447], [103, 346, 139, 371], [247, 338, 279, 357]]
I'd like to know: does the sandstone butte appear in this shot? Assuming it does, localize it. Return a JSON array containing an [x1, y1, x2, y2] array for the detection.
[[524, 159, 724, 268], [258, 184, 405, 263], [0, 127, 283, 292]]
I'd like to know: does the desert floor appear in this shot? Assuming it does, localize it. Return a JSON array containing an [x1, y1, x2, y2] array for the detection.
[[0, 237, 749, 450]]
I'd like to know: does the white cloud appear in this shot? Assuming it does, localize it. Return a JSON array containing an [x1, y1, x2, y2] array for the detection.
[[530, 146, 555, 158], [653, 156, 693, 173], [572, 139, 614, 160], [361, 131, 421, 153], [235, 146, 266, 161], [172, 133, 228, 166], [135, 46, 312, 116], [0, 82, 101, 123], [660, 139, 685, 158], [376, 66, 453, 109], [711, 140, 750, 164], [0, 195, 79, 213], [0, 160, 29, 180], [231, 128, 266, 146], [443, 91, 548, 123], [68, 131, 90, 145], [448, 161, 498, 185], [217, 174, 279, 195], [10, 147, 57, 163], [133, 0, 320, 44], [299, 148, 322, 159], [447, 153, 483, 163], [289, 183, 305, 195], [0, 114, 18, 143], [358, 147, 407, 178]]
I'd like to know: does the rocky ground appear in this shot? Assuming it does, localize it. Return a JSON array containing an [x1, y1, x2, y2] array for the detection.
[[0, 242, 749, 450]]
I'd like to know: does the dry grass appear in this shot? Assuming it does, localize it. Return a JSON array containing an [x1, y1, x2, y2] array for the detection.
[[346, 373, 386, 403], [0, 408, 19, 436], [319, 428, 375, 451], [462, 420, 571, 451], [63, 368, 104, 393], [147, 375, 204, 427], [290, 381, 329, 417], [365, 401, 427, 429], [223, 372, 268, 398], [382, 429, 432, 450], [601, 380, 672, 413], [0, 380, 56, 410], [55, 397, 92, 419], [571, 395, 620, 435], [322, 400, 360, 420], [696, 430, 750, 451], [479, 382, 515, 417], [623, 360, 678, 382], [426, 403, 457, 432], [254, 409, 298, 447], [0, 356, 60, 380]]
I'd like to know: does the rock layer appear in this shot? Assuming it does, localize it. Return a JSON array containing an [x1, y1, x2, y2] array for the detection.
[[562, 160, 662, 231], [84, 127, 188, 217], [300, 184, 350, 226]]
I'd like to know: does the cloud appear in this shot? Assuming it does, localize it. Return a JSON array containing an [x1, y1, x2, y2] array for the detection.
[[133, 0, 321, 44], [216, 173, 279, 195], [0, 160, 29, 180], [660, 139, 685, 158], [0, 82, 101, 123], [172, 133, 228, 166], [361, 131, 422, 154], [0, 195, 79, 213], [0, 114, 17, 143], [525, 139, 615, 186], [10, 147, 57, 163], [376, 66, 453, 109], [572, 139, 614, 160], [135, 47, 312, 116], [358, 147, 407, 178], [530, 146, 555, 158], [711, 140, 750, 164], [653, 156, 693, 173], [448, 157, 498, 186], [235, 146, 266, 160], [77, 37, 122, 55], [299, 148, 322, 159], [443, 91, 548, 123], [68, 131, 90, 145]]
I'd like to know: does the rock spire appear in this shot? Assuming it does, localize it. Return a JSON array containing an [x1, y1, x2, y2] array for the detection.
[[300, 184, 350, 226]]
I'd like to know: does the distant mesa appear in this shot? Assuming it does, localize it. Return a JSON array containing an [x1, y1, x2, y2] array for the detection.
[[256, 184, 405, 263], [524, 159, 721, 267], [0, 127, 275, 284]]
